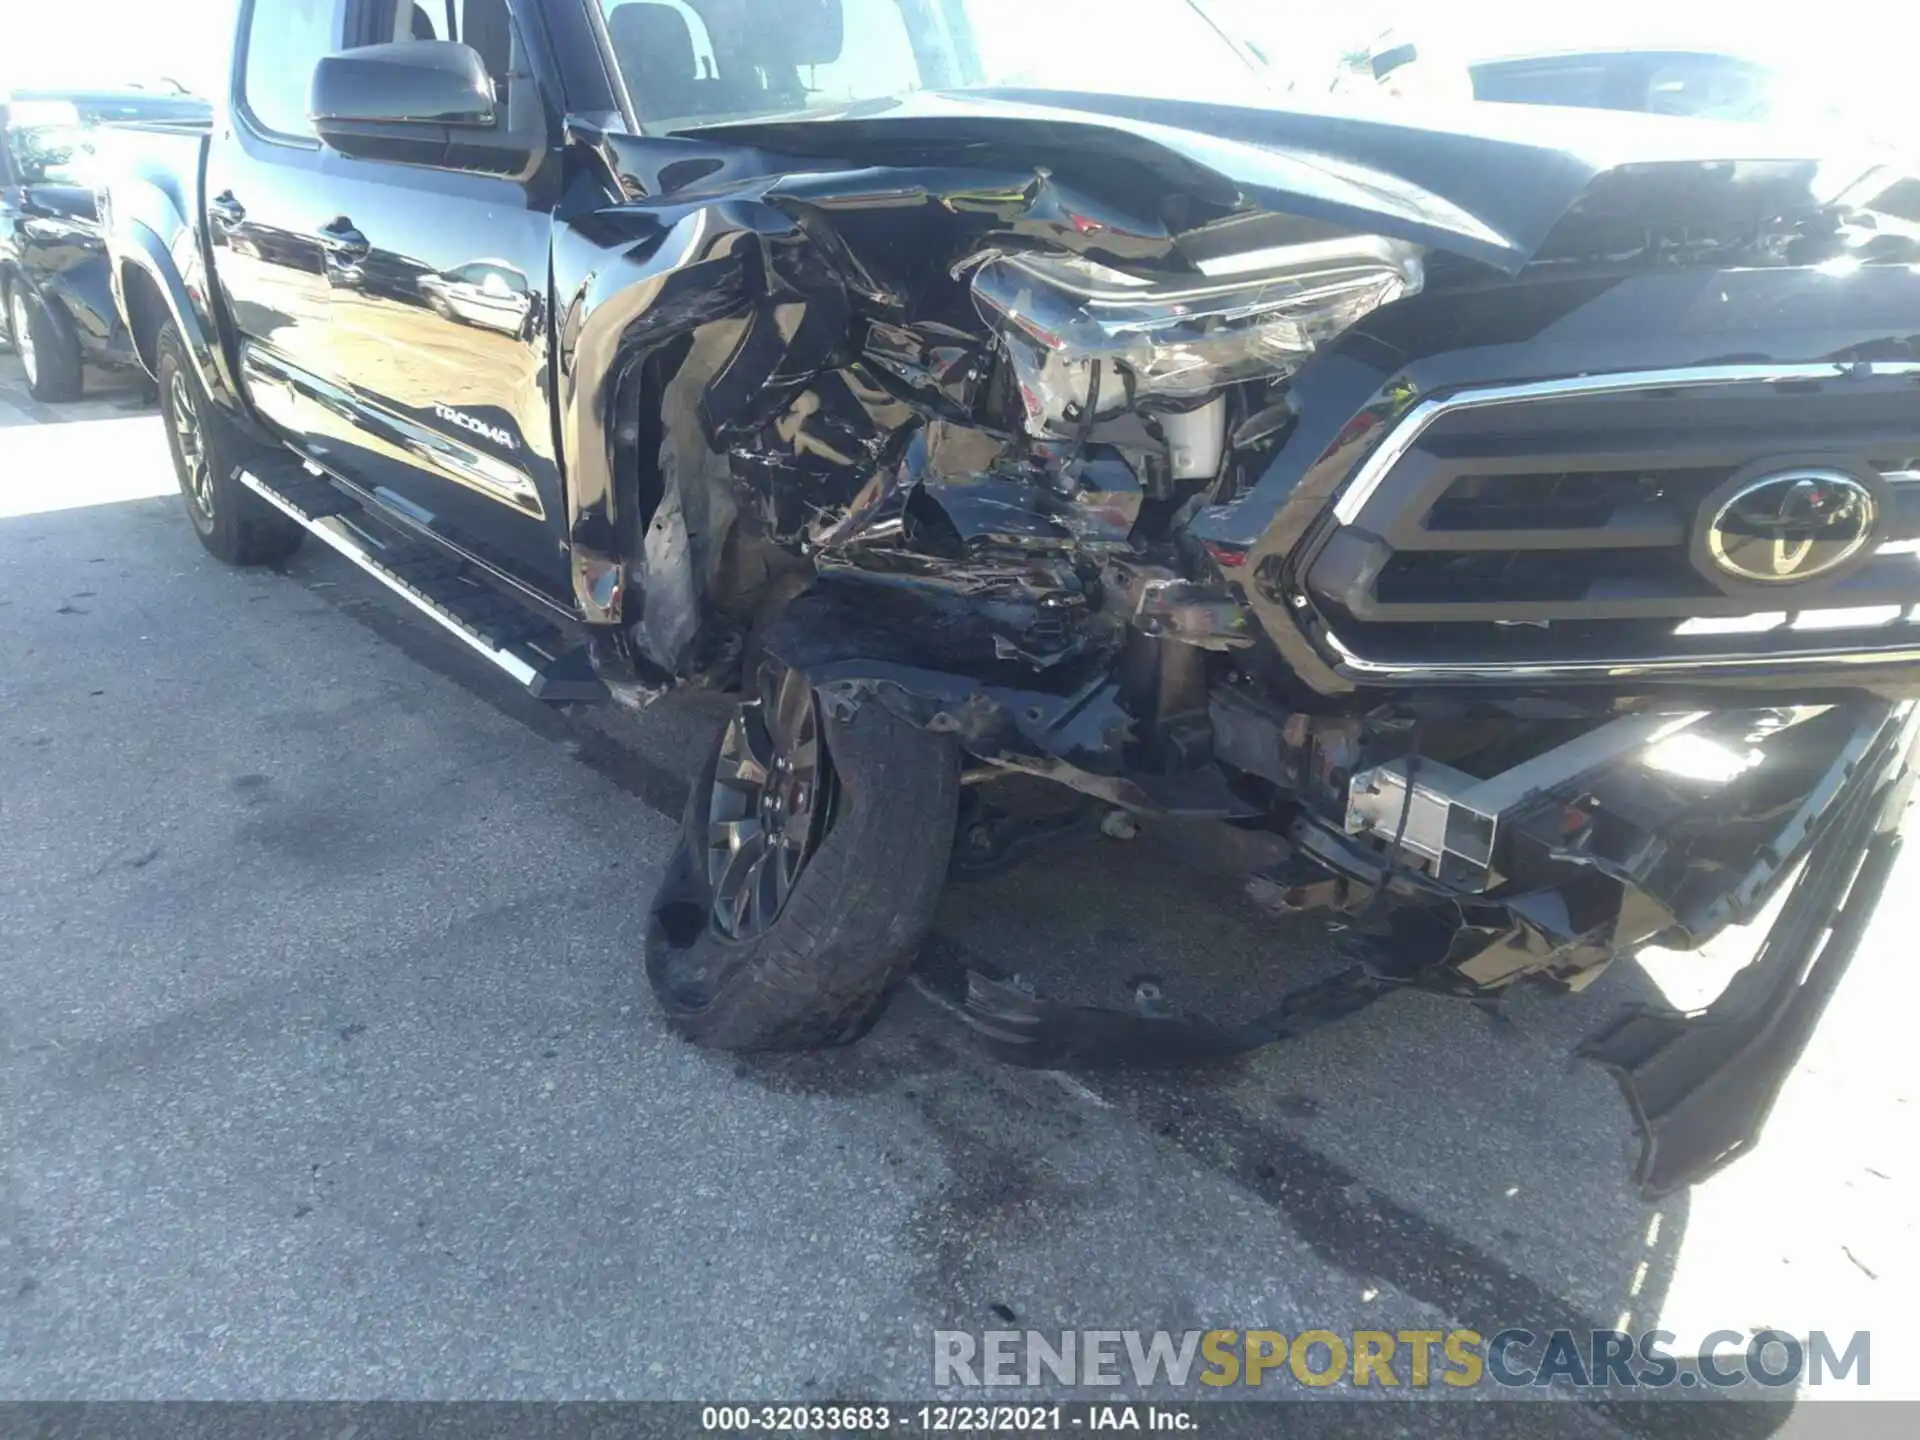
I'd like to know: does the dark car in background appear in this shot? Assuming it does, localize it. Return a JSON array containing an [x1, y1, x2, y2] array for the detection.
[[0, 88, 209, 400]]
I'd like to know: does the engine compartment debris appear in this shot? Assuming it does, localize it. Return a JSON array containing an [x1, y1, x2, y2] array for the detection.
[[552, 100, 1920, 1189]]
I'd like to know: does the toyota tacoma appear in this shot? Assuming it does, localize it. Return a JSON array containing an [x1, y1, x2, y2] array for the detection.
[[102, 0, 1920, 1190]]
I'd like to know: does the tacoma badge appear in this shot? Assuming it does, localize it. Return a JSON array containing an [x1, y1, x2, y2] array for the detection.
[[433, 403, 516, 450]]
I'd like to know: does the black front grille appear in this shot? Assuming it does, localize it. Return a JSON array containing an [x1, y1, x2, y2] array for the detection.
[[1375, 546, 1707, 607], [1305, 368, 1920, 675], [1422, 466, 1723, 534]]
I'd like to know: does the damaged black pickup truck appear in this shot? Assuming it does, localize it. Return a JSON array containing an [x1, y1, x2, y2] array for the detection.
[[104, 0, 1920, 1191]]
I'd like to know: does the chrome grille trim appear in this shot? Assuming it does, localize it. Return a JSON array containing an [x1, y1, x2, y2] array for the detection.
[[1316, 359, 1920, 681], [1330, 361, 1920, 527], [1322, 627, 1920, 682]]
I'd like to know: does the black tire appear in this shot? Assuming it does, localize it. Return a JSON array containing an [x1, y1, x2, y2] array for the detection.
[[646, 672, 961, 1050], [155, 322, 304, 566], [6, 281, 84, 402]]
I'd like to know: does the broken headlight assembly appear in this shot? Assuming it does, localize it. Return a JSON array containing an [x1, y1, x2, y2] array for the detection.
[[968, 236, 1425, 443]]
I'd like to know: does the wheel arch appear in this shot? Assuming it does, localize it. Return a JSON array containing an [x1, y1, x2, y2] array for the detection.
[[112, 225, 227, 398], [118, 260, 174, 380]]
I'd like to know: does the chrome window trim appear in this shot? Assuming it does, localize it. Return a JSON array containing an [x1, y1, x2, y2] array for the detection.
[[1329, 361, 1920, 528]]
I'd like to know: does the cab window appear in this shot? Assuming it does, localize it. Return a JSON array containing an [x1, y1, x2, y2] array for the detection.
[[240, 0, 345, 139], [394, 0, 518, 107]]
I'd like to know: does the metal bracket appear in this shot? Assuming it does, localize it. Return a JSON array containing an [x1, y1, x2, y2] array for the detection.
[[1345, 710, 1705, 887]]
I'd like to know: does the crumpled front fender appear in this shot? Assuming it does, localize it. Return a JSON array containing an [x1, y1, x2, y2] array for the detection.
[[760, 577, 1251, 818]]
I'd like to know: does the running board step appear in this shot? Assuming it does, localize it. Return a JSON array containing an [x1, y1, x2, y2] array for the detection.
[[239, 467, 608, 703]]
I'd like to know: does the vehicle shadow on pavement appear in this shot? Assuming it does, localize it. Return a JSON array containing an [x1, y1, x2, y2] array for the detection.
[[720, 814, 1804, 1427], [957, 850, 1738, 1392], [0, 355, 153, 427], [571, 670, 1777, 1426], [0, 476, 1785, 1426]]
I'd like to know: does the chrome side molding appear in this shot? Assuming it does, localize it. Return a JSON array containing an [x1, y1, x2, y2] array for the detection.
[[239, 468, 541, 687]]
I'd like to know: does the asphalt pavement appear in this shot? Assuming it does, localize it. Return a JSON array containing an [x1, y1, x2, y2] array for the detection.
[[0, 358, 1911, 1426]]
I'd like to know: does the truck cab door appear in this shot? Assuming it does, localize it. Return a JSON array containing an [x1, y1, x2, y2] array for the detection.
[[208, 0, 358, 449], [297, 0, 570, 608]]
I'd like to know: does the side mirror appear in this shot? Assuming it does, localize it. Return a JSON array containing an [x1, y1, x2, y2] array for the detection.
[[312, 40, 544, 175], [311, 40, 495, 132]]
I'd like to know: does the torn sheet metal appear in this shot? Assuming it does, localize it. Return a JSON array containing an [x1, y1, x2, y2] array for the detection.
[[548, 108, 1920, 1195]]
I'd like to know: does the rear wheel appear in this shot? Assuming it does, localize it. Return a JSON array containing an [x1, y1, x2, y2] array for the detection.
[[6, 283, 83, 402], [645, 658, 960, 1050], [155, 322, 303, 566]]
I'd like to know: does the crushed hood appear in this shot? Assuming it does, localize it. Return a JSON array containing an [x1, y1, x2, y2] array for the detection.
[[686, 89, 1905, 273]]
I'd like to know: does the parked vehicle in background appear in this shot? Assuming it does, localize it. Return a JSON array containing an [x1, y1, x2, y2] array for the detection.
[[101, 0, 1920, 1195], [1349, 39, 1870, 131], [417, 260, 540, 338], [0, 88, 209, 400], [1208, 4, 1905, 145], [1465, 48, 1790, 120]]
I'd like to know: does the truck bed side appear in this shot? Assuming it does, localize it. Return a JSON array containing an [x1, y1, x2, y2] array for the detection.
[[100, 120, 250, 416]]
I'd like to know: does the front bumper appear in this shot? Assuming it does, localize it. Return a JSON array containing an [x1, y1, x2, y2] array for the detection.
[[966, 698, 1920, 1193], [1580, 700, 1918, 1191]]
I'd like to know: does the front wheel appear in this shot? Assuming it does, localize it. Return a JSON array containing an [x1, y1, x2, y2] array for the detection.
[[645, 659, 960, 1050], [155, 322, 303, 566]]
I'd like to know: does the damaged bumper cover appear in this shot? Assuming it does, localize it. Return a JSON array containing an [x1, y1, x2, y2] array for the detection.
[[1581, 702, 1919, 1193], [555, 95, 1920, 1192], [959, 698, 1920, 1195]]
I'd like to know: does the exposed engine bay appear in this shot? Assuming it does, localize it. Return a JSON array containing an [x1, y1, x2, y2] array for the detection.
[[554, 96, 1920, 1190]]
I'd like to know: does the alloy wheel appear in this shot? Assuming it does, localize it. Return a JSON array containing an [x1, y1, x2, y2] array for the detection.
[[10, 291, 37, 390], [168, 370, 215, 528], [706, 662, 830, 939]]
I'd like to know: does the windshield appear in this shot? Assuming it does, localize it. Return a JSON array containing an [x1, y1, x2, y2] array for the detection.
[[600, 0, 1268, 132]]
